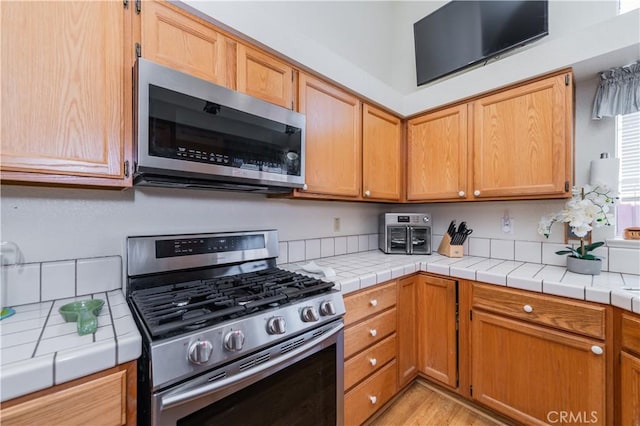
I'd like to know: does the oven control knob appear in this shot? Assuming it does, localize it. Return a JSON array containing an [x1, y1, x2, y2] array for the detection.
[[188, 340, 213, 365], [319, 301, 336, 316], [301, 306, 320, 322], [224, 330, 245, 352], [267, 316, 286, 335]]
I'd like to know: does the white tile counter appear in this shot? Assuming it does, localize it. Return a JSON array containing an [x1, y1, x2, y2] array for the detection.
[[0, 290, 141, 402], [280, 250, 640, 313]]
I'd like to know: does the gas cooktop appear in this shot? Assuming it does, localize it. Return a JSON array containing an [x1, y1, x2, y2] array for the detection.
[[130, 267, 335, 339]]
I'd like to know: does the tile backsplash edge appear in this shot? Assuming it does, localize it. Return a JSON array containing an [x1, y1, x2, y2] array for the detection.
[[4, 233, 638, 307], [279, 233, 640, 275], [2, 255, 122, 307]]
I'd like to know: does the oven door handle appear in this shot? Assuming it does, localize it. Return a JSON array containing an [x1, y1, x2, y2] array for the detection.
[[160, 321, 344, 411]]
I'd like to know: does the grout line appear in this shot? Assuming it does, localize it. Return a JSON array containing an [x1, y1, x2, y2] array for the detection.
[[39, 263, 43, 303], [32, 301, 54, 358]]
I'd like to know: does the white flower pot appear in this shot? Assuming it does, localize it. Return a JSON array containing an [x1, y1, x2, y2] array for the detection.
[[566, 256, 601, 275]]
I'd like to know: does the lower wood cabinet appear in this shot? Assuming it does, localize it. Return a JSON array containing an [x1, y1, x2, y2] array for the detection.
[[0, 361, 136, 426], [417, 275, 458, 389], [343, 281, 398, 425], [620, 312, 640, 425], [621, 351, 640, 426], [471, 286, 608, 426], [344, 360, 397, 426], [397, 275, 418, 388], [341, 275, 634, 426]]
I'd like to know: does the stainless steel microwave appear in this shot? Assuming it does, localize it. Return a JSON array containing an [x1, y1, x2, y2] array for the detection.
[[134, 58, 306, 192], [379, 213, 432, 255]]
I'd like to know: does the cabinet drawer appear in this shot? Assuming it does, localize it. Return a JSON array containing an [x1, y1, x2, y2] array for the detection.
[[345, 308, 396, 359], [622, 312, 640, 355], [344, 333, 396, 391], [344, 281, 396, 326], [472, 283, 605, 339], [344, 359, 397, 426], [1, 370, 127, 426]]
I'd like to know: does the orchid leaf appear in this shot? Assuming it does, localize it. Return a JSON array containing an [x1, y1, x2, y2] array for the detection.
[[583, 241, 605, 251], [555, 249, 575, 256]]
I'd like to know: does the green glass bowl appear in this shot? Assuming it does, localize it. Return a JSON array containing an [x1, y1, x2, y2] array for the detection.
[[59, 299, 105, 322]]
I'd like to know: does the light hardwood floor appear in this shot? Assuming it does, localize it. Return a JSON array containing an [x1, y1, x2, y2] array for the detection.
[[368, 380, 512, 426]]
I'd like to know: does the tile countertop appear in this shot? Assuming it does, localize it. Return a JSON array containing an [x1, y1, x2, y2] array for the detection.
[[280, 250, 640, 314], [0, 290, 141, 402]]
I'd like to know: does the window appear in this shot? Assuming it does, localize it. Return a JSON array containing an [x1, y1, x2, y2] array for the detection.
[[616, 111, 640, 233], [619, 0, 640, 13]]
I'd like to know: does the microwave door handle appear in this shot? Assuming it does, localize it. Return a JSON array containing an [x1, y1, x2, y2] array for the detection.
[[408, 226, 413, 254]]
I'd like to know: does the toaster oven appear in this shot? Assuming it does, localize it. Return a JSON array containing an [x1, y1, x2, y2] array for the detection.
[[379, 213, 432, 255]]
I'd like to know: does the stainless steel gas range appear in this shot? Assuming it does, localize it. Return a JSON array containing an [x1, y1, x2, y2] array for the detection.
[[126, 230, 345, 426]]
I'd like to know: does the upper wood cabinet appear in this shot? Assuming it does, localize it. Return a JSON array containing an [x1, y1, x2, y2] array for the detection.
[[472, 73, 572, 199], [362, 104, 403, 201], [0, 1, 133, 187], [296, 73, 361, 198], [141, 0, 235, 89], [407, 104, 468, 201], [406, 70, 573, 202], [236, 44, 294, 109]]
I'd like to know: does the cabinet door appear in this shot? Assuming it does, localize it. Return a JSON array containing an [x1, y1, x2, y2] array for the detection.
[[472, 310, 606, 425], [621, 351, 640, 426], [472, 73, 572, 199], [141, 0, 233, 88], [417, 275, 458, 388], [1, 369, 127, 425], [297, 73, 361, 197], [362, 104, 402, 201], [397, 276, 417, 388], [407, 104, 468, 201], [237, 44, 293, 109], [1, 1, 130, 185]]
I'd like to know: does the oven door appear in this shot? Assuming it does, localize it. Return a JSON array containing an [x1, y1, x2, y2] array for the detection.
[[409, 226, 431, 254], [385, 226, 409, 254], [152, 320, 344, 426]]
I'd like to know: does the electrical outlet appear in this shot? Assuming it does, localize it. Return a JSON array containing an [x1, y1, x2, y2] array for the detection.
[[333, 217, 341, 232], [501, 216, 514, 234]]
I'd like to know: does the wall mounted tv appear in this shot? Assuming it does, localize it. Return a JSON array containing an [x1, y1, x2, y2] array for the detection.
[[414, 0, 548, 86]]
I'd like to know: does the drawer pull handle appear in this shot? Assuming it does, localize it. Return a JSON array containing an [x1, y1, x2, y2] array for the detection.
[[523, 304, 533, 313], [369, 329, 377, 337], [370, 299, 378, 307], [591, 346, 603, 355], [369, 396, 377, 405], [458, 190, 465, 197], [369, 358, 377, 366]]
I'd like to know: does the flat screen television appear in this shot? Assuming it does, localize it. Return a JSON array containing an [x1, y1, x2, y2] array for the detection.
[[414, 0, 549, 86]]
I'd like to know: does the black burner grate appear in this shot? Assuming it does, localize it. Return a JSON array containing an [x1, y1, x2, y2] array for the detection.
[[130, 268, 334, 338]]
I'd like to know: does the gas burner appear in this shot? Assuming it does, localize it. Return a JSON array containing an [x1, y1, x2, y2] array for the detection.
[[130, 268, 336, 339]]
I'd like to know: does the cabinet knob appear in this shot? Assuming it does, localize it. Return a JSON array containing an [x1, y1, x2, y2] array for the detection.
[[458, 191, 465, 197], [369, 358, 377, 366], [473, 189, 481, 196], [369, 395, 377, 405], [364, 190, 371, 197], [369, 329, 377, 337], [523, 305, 533, 313], [591, 345, 603, 355], [370, 299, 378, 307], [302, 184, 308, 191]]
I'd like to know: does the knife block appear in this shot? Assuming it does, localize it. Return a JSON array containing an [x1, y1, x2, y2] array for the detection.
[[437, 234, 463, 258]]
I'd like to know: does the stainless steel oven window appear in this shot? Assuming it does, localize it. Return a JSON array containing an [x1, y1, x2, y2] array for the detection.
[[152, 322, 344, 426], [387, 226, 409, 253], [410, 226, 431, 254]]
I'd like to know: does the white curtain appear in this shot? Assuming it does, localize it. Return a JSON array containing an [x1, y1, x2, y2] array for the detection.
[[592, 61, 640, 119]]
